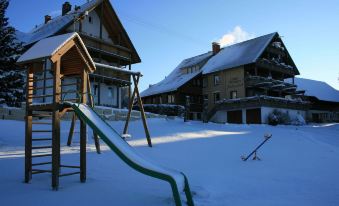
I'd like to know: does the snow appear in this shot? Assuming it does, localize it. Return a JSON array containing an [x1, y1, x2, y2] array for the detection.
[[17, 32, 77, 63], [1, 119, 339, 206], [286, 77, 339, 102], [141, 52, 212, 97], [17, 32, 95, 72], [15, 0, 101, 46], [202, 33, 276, 75], [72, 103, 186, 190], [141, 33, 277, 97]]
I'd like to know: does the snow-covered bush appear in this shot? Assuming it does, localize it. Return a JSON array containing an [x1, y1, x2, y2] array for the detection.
[[290, 114, 306, 126], [268, 109, 291, 125], [133, 104, 185, 117]]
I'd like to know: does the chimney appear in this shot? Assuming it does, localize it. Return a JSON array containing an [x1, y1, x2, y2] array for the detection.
[[44, 15, 52, 24], [212, 42, 220, 55], [62, 2, 72, 16]]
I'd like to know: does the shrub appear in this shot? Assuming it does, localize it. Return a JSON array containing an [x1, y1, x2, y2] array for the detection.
[[133, 104, 185, 117], [268, 109, 291, 125]]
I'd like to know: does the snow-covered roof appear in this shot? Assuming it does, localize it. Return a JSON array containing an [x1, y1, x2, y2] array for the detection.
[[17, 32, 95, 71], [16, 0, 102, 46], [287, 78, 339, 102], [202, 32, 277, 74], [141, 52, 212, 97]]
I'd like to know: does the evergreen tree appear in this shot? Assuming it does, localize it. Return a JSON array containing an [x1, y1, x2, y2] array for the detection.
[[0, 0, 25, 107]]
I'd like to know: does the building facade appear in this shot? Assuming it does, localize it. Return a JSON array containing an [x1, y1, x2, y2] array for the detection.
[[141, 32, 339, 123], [17, 0, 140, 108]]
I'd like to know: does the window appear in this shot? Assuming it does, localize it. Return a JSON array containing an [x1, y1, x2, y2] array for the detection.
[[88, 16, 93, 24], [203, 77, 208, 88], [168, 94, 175, 103], [214, 75, 220, 85], [213, 92, 220, 103], [230, 91, 237, 99]]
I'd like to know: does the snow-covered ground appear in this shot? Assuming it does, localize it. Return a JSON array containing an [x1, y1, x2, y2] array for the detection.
[[0, 118, 339, 206]]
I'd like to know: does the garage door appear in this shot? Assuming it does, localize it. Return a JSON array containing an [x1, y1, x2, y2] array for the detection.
[[227, 110, 243, 124], [246, 108, 261, 124]]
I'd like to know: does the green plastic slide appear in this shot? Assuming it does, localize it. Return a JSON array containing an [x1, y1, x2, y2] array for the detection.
[[67, 102, 195, 206]]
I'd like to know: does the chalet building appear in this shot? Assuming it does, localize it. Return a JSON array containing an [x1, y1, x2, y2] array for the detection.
[[287, 78, 339, 122], [17, 0, 140, 108], [140, 52, 213, 120], [141, 32, 339, 123]]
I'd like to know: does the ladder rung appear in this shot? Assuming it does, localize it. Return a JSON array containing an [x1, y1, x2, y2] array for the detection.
[[62, 82, 79, 87], [32, 162, 52, 166], [28, 77, 54, 82], [28, 94, 54, 99], [32, 153, 52, 158], [32, 114, 52, 117], [28, 85, 54, 90], [32, 146, 52, 149], [32, 138, 52, 141], [63, 98, 79, 102], [59, 172, 80, 177], [32, 122, 52, 125], [32, 169, 52, 174], [32, 130, 52, 133], [61, 91, 77, 94], [60, 165, 80, 169]]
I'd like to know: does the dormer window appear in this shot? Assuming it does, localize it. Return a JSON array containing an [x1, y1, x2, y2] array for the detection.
[[182, 65, 200, 74]]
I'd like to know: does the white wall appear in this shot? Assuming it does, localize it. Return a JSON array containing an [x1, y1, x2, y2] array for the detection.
[[68, 10, 113, 43], [210, 110, 227, 123]]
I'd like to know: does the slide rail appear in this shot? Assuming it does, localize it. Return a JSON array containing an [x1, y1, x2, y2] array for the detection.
[[68, 103, 194, 206]]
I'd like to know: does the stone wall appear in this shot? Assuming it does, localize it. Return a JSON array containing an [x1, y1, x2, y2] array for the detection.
[[0, 105, 167, 121]]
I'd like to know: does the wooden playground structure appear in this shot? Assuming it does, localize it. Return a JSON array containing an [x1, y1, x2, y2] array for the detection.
[[17, 33, 151, 190]]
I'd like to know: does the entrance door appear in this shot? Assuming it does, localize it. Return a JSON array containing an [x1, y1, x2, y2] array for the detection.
[[227, 110, 243, 124], [246, 108, 261, 124]]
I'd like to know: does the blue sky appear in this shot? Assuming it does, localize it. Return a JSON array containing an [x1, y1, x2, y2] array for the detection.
[[7, 0, 339, 91]]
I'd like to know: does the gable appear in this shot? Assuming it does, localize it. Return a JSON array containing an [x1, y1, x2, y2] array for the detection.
[[66, 9, 113, 44], [17, 0, 140, 64], [258, 34, 300, 75], [202, 33, 276, 75]]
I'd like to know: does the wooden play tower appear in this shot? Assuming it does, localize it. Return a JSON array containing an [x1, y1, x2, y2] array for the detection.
[[17, 32, 151, 190]]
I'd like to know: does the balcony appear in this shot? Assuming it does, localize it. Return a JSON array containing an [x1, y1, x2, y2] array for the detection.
[[245, 76, 297, 94], [256, 58, 296, 76]]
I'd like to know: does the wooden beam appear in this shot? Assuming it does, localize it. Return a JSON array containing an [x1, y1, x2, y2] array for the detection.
[[67, 113, 76, 146], [123, 75, 138, 135], [52, 59, 61, 190], [25, 67, 33, 183], [132, 74, 152, 147], [87, 74, 101, 154], [74, 43, 94, 73], [50, 40, 75, 63], [80, 70, 87, 182]]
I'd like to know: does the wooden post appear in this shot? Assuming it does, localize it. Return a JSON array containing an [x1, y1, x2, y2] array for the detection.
[[132, 74, 152, 147], [87, 74, 101, 154], [184, 96, 190, 122], [123, 75, 138, 135], [67, 113, 77, 146], [25, 66, 33, 183], [52, 59, 61, 190], [80, 70, 87, 182]]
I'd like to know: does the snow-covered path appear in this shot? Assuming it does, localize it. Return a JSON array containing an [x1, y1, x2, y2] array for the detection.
[[0, 119, 338, 206]]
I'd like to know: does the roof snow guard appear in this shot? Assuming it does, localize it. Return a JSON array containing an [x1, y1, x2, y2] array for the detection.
[[17, 32, 96, 73]]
